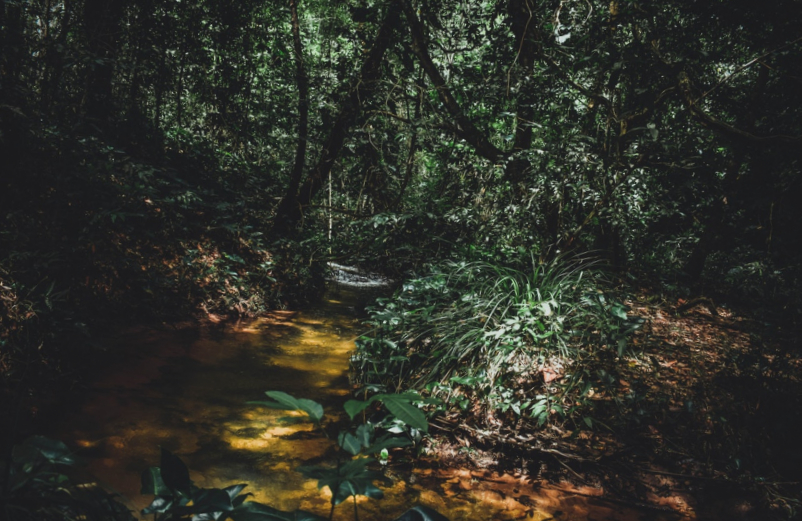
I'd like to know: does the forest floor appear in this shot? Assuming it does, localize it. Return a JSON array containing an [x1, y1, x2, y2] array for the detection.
[[422, 292, 802, 520]]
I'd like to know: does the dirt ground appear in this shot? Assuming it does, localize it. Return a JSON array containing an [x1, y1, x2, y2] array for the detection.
[[422, 293, 802, 520]]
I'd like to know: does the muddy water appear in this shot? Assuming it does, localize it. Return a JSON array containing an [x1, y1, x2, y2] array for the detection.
[[55, 283, 683, 521]]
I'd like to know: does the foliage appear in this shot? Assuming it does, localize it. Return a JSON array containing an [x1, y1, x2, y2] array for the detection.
[[141, 447, 325, 521], [0, 436, 132, 521], [249, 391, 325, 425], [1, 433, 448, 521], [249, 390, 440, 519], [0, 128, 329, 431], [141, 447, 450, 521], [352, 256, 643, 426], [2, 0, 802, 516]]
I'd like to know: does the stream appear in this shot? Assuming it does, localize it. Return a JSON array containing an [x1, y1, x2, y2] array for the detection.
[[52, 273, 683, 521]]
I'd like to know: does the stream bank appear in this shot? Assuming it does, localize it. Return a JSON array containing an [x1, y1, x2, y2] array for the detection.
[[47, 279, 682, 520]]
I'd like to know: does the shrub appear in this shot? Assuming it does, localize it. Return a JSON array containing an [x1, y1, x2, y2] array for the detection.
[[351, 255, 643, 426]]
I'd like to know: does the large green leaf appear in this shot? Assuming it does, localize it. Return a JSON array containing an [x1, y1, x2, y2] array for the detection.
[[343, 399, 371, 419], [333, 479, 384, 505], [611, 303, 629, 320], [160, 447, 192, 495], [142, 496, 174, 515], [250, 391, 324, 424], [346, 392, 429, 427], [225, 483, 251, 507], [141, 466, 170, 496], [296, 464, 339, 482], [338, 432, 362, 456], [298, 457, 388, 506], [364, 435, 412, 455], [23, 436, 76, 466], [382, 397, 428, 432], [355, 423, 374, 448], [294, 398, 325, 424], [172, 487, 234, 517]]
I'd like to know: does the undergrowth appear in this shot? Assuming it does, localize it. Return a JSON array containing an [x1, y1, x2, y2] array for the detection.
[[351, 255, 644, 428], [0, 121, 326, 448]]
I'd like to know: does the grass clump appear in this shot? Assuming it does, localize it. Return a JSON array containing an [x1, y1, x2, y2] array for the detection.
[[351, 255, 644, 427]]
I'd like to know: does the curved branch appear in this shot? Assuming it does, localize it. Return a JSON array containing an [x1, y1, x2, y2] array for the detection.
[[694, 36, 802, 105], [539, 52, 611, 109], [401, 0, 504, 162], [678, 71, 802, 146]]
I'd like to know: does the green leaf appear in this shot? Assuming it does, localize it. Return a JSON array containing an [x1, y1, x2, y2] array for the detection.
[[362, 483, 384, 500], [24, 436, 76, 466], [251, 391, 324, 424], [355, 423, 373, 448], [264, 390, 302, 409], [296, 464, 334, 481], [334, 481, 357, 505], [178, 487, 233, 515], [141, 466, 170, 496], [224, 483, 249, 500], [611, 304, 629, 320], [364, 435, 412, 455], [142, 496, 174, 515], [617, 337, 627, 357], [295, 398, 325, 424], [382, 398, 428, 432], [339, 432, 362, 456], [343, 399, 371, 420], [160, 447, 191, 495]]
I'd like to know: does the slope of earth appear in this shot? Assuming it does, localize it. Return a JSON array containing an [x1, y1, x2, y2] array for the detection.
[[424, 293, 802, 520]]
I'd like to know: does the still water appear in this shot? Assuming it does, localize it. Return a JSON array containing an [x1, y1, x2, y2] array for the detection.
[[54, 281, 681, 521]]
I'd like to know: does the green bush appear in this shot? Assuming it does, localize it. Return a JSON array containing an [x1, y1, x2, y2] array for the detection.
[[351, 255, 643, 426], [0, 436, 132, 521]]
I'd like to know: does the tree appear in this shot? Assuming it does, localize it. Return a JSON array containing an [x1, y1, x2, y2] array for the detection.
[[273, 1, 403, 232]]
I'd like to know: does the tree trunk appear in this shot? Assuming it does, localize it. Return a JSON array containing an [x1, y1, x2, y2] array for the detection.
[[683, 156, 742, 282], [40, 0, 73, 116], [402, 0, 503, 163], [277, 0, 310, 229], [176, 50, 185, 130], [273, 0, 402, 233], [390, 70, 423, 210], [0, 1, 24, 102], [82, 0, 125, 125], [683, 63, 770, 282], [0, 1, 26, 206], [153, 47, 168, 129], [507, 0, 539, 185]]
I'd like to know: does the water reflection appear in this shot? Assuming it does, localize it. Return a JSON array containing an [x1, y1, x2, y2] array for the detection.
[[55, 284, 682, 520]]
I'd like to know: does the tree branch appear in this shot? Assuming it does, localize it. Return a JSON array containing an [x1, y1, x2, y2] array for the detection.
[[678, 71, 802, 146], [401, 0, 504, 162]]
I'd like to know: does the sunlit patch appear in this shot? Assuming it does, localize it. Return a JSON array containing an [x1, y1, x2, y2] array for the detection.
[[75, 438, 102, 448], [237, 326, 262, 333], [269, 461, 293, 472], [107, 436, 127, 449], [228, 437, 273, 451], [264, 425, 303, 437]]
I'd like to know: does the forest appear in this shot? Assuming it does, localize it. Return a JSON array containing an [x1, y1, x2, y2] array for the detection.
[[1, 0, 802, 519]]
